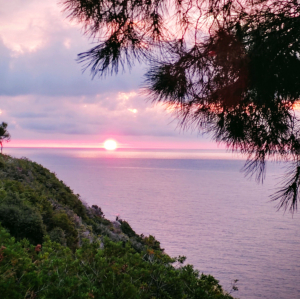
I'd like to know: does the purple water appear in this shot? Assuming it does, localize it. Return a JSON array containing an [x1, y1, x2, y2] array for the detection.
[[6, 148, 300, 299]]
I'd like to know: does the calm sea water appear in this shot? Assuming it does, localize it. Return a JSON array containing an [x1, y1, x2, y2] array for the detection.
[[6, 147, 300, 299]]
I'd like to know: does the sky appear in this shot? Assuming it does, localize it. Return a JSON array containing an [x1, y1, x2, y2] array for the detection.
[[0, 0, 218, 149]]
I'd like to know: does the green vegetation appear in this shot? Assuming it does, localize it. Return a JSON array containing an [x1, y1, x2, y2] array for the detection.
[[0, 122, 10, 154], [0, 154, 236, 298]]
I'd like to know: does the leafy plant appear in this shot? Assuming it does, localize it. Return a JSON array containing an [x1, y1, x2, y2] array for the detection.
[[0, 155, 236, 298], [0, 225, 235, 299], [0, 204, 45, 244], [0, 122, 10, 154]]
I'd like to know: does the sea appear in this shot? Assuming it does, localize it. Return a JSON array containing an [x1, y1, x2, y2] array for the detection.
[[5, 147, 300, 299]]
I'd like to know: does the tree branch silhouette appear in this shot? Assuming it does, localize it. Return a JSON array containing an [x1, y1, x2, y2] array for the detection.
[[63, 0, 300, 212]]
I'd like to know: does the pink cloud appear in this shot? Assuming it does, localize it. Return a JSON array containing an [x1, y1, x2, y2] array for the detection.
[[0, 0, 219, 149]]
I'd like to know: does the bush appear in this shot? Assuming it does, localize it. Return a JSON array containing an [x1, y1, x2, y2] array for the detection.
[[0, 225, 235, 299], [49, 227, 67, 246], [52, 212, 78, 249], [91, 205, 104, 217], [0, 155, 236, 299], [120, 220, 136, 238], [143, 235, 163, 251], [0, 204, 45, 244]]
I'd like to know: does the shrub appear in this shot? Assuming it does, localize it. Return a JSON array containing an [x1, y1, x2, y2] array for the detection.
[[52, 212, 78, 249], [0, 204, 45, 244], [0, 155, 236, 299], [120, 220, 136, 238], [143, 235, 163, 251], [49, 227, 67, 246], [91, 205, 104, 217], [0, 225, 235, 299]]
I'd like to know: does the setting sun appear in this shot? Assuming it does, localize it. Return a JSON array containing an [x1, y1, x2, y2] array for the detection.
[[104, 139, 117, 150]]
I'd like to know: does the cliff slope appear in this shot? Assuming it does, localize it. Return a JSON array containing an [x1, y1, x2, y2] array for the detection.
[[0, 155, 235, 299]]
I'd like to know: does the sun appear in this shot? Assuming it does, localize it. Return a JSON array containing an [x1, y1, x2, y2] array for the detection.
[[104, 139, 117, 150]]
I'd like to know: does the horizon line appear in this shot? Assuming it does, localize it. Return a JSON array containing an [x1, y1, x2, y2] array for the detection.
[[5, 145, 226, 150]]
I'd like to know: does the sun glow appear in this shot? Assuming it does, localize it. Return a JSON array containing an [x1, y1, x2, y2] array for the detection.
[[293, 101, 300, 111], [128, 108, 138, 113], [104, 139, 117, 150]]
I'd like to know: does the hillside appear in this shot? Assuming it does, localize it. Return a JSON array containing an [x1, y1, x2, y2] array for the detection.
[[0, 154, 236, 298]]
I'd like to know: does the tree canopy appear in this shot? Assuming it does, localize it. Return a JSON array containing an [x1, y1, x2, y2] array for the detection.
[[0, 122, 10, 154], [62, 0, 300, 212]]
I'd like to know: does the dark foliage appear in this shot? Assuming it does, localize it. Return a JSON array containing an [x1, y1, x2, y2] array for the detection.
[[0, 226, 235, 299], [0, 204, 45, 244], [63, 0, 300, 212], [0, 156, 236, 298], [52, 212, 79, 249], [0, 155, 103, 249], [0, 122, 10, 154], [120, 219, 137, 238], [0, 155, 168, 252], [49, 227, 67, 246], [91, 204, 105, 217]]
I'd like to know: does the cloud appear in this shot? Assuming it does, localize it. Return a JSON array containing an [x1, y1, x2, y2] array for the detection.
[[0, 0, 147, 97], [0, 91, 185, 137], [0, 0, 211, 148]]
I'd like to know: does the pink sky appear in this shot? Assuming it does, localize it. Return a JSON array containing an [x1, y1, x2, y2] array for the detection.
[[0, 0, 218, 149], [7, 138, 222, 149]]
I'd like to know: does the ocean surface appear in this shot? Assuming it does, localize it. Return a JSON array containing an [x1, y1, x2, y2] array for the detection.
[[5, 147, 300, 299]]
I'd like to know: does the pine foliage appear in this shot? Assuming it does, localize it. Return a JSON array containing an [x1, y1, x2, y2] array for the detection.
[[63, 0, 300, 212]]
